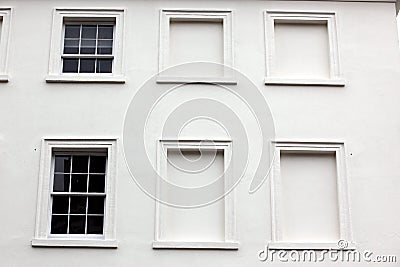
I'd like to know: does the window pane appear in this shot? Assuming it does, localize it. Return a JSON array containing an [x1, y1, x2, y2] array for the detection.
[[90, 156, 106, 173], [62, 58, 79, 73], [97, 40, 113, 55], [88, 174, 105, 193], [71, 174, 88, 192], [54, 156, 71, 173], [87, 216, 104, 234], [69, 215, 86, 234], [88, 196, 105, 214], [70, 196, 87, 214], [51, 215, 68, 234], [53, 174, 70, 192], [96, 59, 112, 73], [98, 26, 113, 39], [52, 196, 69, 214], [63, 39, 79, 54], [80, 39, 96, 54], [79, 59, 96, 73], [81, 25, 97, 39], [64, 25, 80, 38], [72, 155, 89, 173]]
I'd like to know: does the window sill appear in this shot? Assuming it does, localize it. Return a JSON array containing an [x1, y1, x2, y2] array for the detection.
[[46, 75, 126, 84], [31, 238, 118, 248], [152, 241, 239, 250], [268, 242, 356, 250], [0, 74, 9, 82], [156, 76, 238, 85], [265, 77, 345, 87]]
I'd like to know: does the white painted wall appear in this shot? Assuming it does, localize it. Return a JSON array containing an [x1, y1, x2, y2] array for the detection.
[[0, 0, 399, 266], [397, 14, 400, 46]]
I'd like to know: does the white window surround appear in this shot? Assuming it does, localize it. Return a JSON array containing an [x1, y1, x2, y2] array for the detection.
[[269, 141, 354, 250], [153, 139, 238, 250], [32, 138, 118, 248], [46, 8, 126, 83], [0, 8, 11, 82], [157, 9, 235, 85], [264, 11, 345, 87]]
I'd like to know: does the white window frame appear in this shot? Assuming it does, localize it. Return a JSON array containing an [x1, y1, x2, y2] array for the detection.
[[153, 139, 238, 250], [264, 11, 344, 87], [0, 8, 11, 82], [157, 9, 236, 85], [269, 141, 354, 250], [32, 138, 118, 248], [46, 8, 125, 83]]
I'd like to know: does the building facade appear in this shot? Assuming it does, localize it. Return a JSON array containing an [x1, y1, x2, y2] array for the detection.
[[0, 0, 399, 266]]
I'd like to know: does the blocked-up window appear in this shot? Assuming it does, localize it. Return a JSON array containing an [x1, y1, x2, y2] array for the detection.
[[265, 11, 344, 86], [161, 149, 225, 242], [269, 142, 353, 250], [274, 22, 330, 79], [280, 152, 340, 242], [169, 20, 224, 67], [0, 8, 11, 82], [154, 140, 237, 249], [158, 10, 233, 82]]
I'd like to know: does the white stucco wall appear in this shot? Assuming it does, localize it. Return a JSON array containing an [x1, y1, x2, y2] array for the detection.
[[397, 14, 400, 46], [0, 0, 399, 266]]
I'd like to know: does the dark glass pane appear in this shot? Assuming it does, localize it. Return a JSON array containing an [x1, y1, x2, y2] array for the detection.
[[70, 196, 87, 214], [97, 40, 113, 55], [71, 174, 88, 192], [97, 47, 112, 55], [63, 39, 79, 54], [90, 156, 106, 173], [98, 26, 113, 39], [87, 216, 104, 234], [79, 59, 96, 73], [69, 215, 86, 234], [80, 48, 96, 54], [52, 196, 69, 214], [72, 155, 89, 173], [53, 174, 70, 192], [88, 174, 105, 193], [51, 215, 68, 234], [64, 47, 79, 54], [63, 58, 79, 73], [80, 39, 96, 54], [54, 156, 71, 173], [88, 196, 105, 214], [96, 59, 112, 73], [81, 25, 97, 39], [64, 25, 80, 38]]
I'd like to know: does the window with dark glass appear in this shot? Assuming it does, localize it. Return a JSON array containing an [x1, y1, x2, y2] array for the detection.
[[62, 24, 114, 74], [50, 153, 107, 235]]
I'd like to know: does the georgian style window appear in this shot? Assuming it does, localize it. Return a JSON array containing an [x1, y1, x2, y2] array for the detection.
[[62, 24, 114, 74], [50, 153, 107, 235], [33, 139, 117, 248], [0, 8, 11, 82], [46, 9, 125, 83]]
